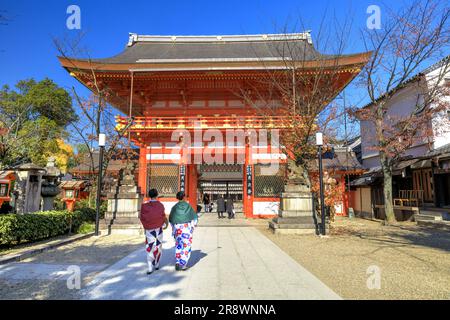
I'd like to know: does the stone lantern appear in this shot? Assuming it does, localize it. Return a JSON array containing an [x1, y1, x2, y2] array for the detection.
[[41, 157, 61, 211], [59, 181, 86, 211], [14, 163, 46, 214]]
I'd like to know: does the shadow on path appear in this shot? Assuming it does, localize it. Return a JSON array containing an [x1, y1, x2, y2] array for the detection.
[[82, 240, 209, 300], [188, 250, 208, 268]]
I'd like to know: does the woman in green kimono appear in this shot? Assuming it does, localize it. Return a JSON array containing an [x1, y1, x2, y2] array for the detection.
[[169, 191, 198, 271]]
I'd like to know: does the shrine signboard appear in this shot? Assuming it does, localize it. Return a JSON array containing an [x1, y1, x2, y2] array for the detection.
[[179, 165, 186, 193], [246, 165, 253, 196]]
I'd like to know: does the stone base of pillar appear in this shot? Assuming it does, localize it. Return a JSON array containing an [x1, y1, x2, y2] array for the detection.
[[269, 184, 320, 235], [100, 223, 144, 236]]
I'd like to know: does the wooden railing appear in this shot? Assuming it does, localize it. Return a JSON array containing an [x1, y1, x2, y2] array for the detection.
[[115, 115, 291, 131], [394, 190, 424, 207]]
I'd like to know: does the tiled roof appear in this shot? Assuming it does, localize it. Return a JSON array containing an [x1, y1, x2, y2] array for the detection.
[[91, 32, 326, 64], [0, 170, 15, 181], [309, 147, 363, 172], [425, 143, 450, 158], [358, 54, 450, 111], [59, 180, 85, 189], [70, 150, 139, 174]]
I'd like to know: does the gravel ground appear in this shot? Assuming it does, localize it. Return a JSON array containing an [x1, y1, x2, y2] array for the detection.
[[0, 234, 76, 255], [258, 217, 450, 300], [22, 234, 143, 265], [0, 234, 144, 300], [2, 218, 449, 300]]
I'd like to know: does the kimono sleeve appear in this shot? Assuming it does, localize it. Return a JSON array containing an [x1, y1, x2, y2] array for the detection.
[[169, 205, 176, 224], [190, 205, 198, 222]]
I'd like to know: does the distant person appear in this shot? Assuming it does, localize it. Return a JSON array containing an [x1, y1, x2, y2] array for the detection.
[[139, 189, 167, 275], [169, 191, 198, 271], [203, 193, 210, 213], [217, 194, 226, 219], [226, 197, 235, 219]]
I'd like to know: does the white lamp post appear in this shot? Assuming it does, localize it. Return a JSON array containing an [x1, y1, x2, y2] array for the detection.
[[95, 134, 106, 236], [316, 132, 326, 235]]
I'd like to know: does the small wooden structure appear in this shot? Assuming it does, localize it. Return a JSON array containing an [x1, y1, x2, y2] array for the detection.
[[59, 181, 87, 211], [394, 190, 424, 207]]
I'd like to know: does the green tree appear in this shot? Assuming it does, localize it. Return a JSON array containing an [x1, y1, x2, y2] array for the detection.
[[0, 78, 77, 167]]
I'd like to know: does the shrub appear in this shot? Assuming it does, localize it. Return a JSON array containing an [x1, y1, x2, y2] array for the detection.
[[74, 199, 105, 219], [78, 222, 95, 234], [74, 199, 91, 211], [53, 198, 66, 211], [0, 209, 95, 246], [75, 207, 97, 222]]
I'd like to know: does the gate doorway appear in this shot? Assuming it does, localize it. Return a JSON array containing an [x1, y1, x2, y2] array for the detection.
[[198, 164, 244, 213]]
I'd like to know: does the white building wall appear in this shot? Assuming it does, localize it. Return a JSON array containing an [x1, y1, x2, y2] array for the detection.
[[361, 81, 431, 169], [427, 67, 450, 149], [361, 62, 450, 170]]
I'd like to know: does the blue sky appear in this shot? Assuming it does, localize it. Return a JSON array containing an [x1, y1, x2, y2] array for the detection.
[[0, 0, 397, 88], [0, 0, 414, 139]]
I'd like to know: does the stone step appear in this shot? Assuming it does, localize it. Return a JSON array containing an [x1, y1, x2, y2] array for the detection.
[[103, 217, 141, 225], [278, 210, 315, 218], [100, 224, 144, 236], [415, 214, 443, 221], [417, 219, 450, 230], [109, 224, 142, 229], [269, 221, 320, 230], [419, 210, 445, 217], [419, 210, 450, 221], [269, 221, 324, 235], [272, 216, 316, 224]]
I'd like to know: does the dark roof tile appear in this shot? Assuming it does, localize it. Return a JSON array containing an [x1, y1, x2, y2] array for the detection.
[[86, 33, 331, 64]]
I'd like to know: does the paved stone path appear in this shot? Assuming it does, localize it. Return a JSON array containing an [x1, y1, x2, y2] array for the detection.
[[82, 226, 341, 300]]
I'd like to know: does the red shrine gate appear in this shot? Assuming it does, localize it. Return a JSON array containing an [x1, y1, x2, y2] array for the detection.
[[115, 114, 289, 217], [59, 33, 370, 217]]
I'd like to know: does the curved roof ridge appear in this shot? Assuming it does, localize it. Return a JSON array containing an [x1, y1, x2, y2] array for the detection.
[[127, 32, 313, 46]]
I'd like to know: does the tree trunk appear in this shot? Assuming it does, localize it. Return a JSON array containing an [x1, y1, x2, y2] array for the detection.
[[380, 154, 396, 224]]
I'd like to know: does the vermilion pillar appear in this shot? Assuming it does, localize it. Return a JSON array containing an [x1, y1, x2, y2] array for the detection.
[[187, 164, 198, 211], [138, 146, 148, 198]]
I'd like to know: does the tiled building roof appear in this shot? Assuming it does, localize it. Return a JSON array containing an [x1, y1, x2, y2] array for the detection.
[[90, 33, 326, 64]]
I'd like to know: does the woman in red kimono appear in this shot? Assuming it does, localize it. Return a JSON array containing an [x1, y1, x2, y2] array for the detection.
[[139, 188, 168, 275]]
